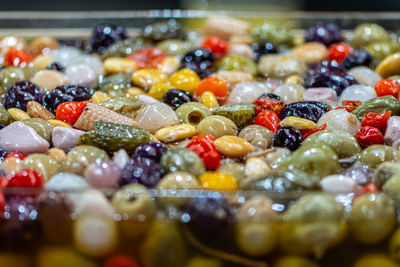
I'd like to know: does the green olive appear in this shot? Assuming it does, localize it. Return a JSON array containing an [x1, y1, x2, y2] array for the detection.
[[251, 22, 294, 47], [236, 222, 278, 256], [99, 72, 132, 94], [238, 125, 273, 150], [157, 172, 200, 206], [185, 257, 222, 267], [140, 221, 187, 267], [352, 23, 390, 48], [0, 67, 25, 95], [353, 254, 399, 267], [21, 118, 54, 143], [197, 115, 238, 138], [0, 104, 12, 126], [274, 255, 319, 267], [349, 193, 395, 244], [99, 97, 145, 119], [160, 147, 205, 177], [279, 144, 340, 178], [112, 184, 156, 218], [382, 173, 400, 194], [156, 39, 190, 56], [365, 41, 400, 66], [359, 145, 395, 168], [373, 162, 400, 188], [37, 247, 97, 267], [214, 103, 256, 129], [217, 162, 245, 181], [217, 54, 257, 76], [303, 130, 361, 158], [175, 102, 211, 126], [23, 154, 59, 181], [103, 37, 151, 59], [389, 227, 400, 261], [280, 193, 344, 254], [63, 145, 109, 175]]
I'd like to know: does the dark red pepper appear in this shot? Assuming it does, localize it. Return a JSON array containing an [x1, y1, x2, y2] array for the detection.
[[335, 100, 362, 113], [354, 126, 384, 148], [361, 111, 391, 132], [301, 124, 327, 139]]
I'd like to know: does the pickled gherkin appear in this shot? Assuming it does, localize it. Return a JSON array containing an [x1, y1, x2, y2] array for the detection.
[[0, 104, 12, 126], [213, 103, 256, 129], [77, 121, 153, 154], [353, 95, 400, 120], [99, 97, 145, 119]]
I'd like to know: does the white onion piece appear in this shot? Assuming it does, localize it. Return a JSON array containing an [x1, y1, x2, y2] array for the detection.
[[135, 102, 179, 132], [227, 82, 271, 104], [339, 85, 377, 103], [347, 66, 382, 87], [318, 109, 360, 135], [274, 83, 305, 103]]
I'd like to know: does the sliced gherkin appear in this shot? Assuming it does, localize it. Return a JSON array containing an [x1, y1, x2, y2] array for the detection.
[[213, 103, 256, 129], [99, 97, 145, 119], [77, 121, 153, 154], [353, 95, 400, 120]]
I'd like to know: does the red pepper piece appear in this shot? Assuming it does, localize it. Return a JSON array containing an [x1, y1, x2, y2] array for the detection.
[[335, 100, 362, 113], [5, 47, 32, 67], [361, 111, 391, 132], [195, 77, 228, 98], [354, 126, 384, 148], [56, 100, 90, 125], [254, 110, 280, 133], [6, 169, 44, 188], [105, 255, 139, 267], [186, 139, 216, 158], [301, 124, 327, 139], [353, 183, 379, 202], [201, 36, 229, 56], [253, 98, 284, 114], [202, 150, 221, 171], [190, 134, 216, 143], [4, 152, 27, 160], [328, 42, 353, 63], [375, 79, 400, 98], [126, 47, 166, 69]]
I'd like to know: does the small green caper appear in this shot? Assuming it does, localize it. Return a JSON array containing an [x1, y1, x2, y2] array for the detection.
[[175, 102, 211, 126], [160, 147, 205, 177], [303, 130, 361, 158], [63, 145, 109, 175], [23, 154, 59, 181], [197, 115, 238, 138], [279, 144, 340, 178], [21, 118, 54, 143], [349, 193, 396, 244], [352, 23, 390, 48], [359, 144, 395, 168]]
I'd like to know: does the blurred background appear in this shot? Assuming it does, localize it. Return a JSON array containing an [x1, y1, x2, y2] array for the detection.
[[0, 0, 399, 11]]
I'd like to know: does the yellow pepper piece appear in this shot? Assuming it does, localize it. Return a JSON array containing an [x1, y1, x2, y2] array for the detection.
[[7, 108, 31, 121], [148, 83, 174, 100], [127, 87, 146, 98], [169, 68, 200, 93], [279, 116, 317, 131], [155, 124, 197, 143], [200, 91, 219, 108], [48, 119, 72, 128], [91, 91, 111, 104], [376, 53, 400, 78], [132, 69, 167, 88], [103, 57, 137, 74], [199, 171, 238, 190]]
